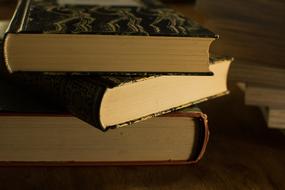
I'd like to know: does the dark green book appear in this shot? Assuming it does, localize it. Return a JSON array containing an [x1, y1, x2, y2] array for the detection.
[[5, 58, 231, 131], [3, 0, 216, 74]]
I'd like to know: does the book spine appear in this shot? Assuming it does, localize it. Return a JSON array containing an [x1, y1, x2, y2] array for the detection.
[[192, 112, 209, 163], [164, 111, 209, 163], [8, 73, 107, 131]]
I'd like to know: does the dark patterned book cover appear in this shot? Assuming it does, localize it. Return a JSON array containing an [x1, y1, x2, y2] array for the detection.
[[8, 0, 215, 37], [2, 1, 217, 75], [0, 36, 230, 131], [0, 76, 209, 164], [3, 59, 229, 131]]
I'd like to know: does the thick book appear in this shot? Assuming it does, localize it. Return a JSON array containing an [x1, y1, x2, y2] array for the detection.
[[0, 78, 210, 164], [0, 104, 209, 165], [2, 0, 216, 74], [6, 57, 232, 131]]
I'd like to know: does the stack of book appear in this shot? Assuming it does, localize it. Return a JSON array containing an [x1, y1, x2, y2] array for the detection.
[[0, 0, 231, 165]]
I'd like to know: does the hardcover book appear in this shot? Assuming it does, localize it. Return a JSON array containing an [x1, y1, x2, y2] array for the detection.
[[2, 0, 216, 74], [6, 57, 231, 131], [0, 81, 209, 164], [0, 109, 208, 165]]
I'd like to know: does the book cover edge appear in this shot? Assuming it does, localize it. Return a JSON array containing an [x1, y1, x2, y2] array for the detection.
[[0, 109, 209, 166]]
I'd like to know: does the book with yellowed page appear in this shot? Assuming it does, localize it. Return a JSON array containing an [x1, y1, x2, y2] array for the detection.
[[2, 0, 216, 74], [0, 80, 209, 164], [0, 108, 209, 165], [0, 20, 231, 131], [6, 56, 232, 131]]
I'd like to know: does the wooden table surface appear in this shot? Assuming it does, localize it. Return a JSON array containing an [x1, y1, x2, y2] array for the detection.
[[0, 1, 284, 190]]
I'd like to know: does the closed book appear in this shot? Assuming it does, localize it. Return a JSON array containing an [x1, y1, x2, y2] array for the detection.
[[0, 79, 209, 165], [5, 57, 232, 131], [2, 0, 216, 74], [0, 106, 209, 165]]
